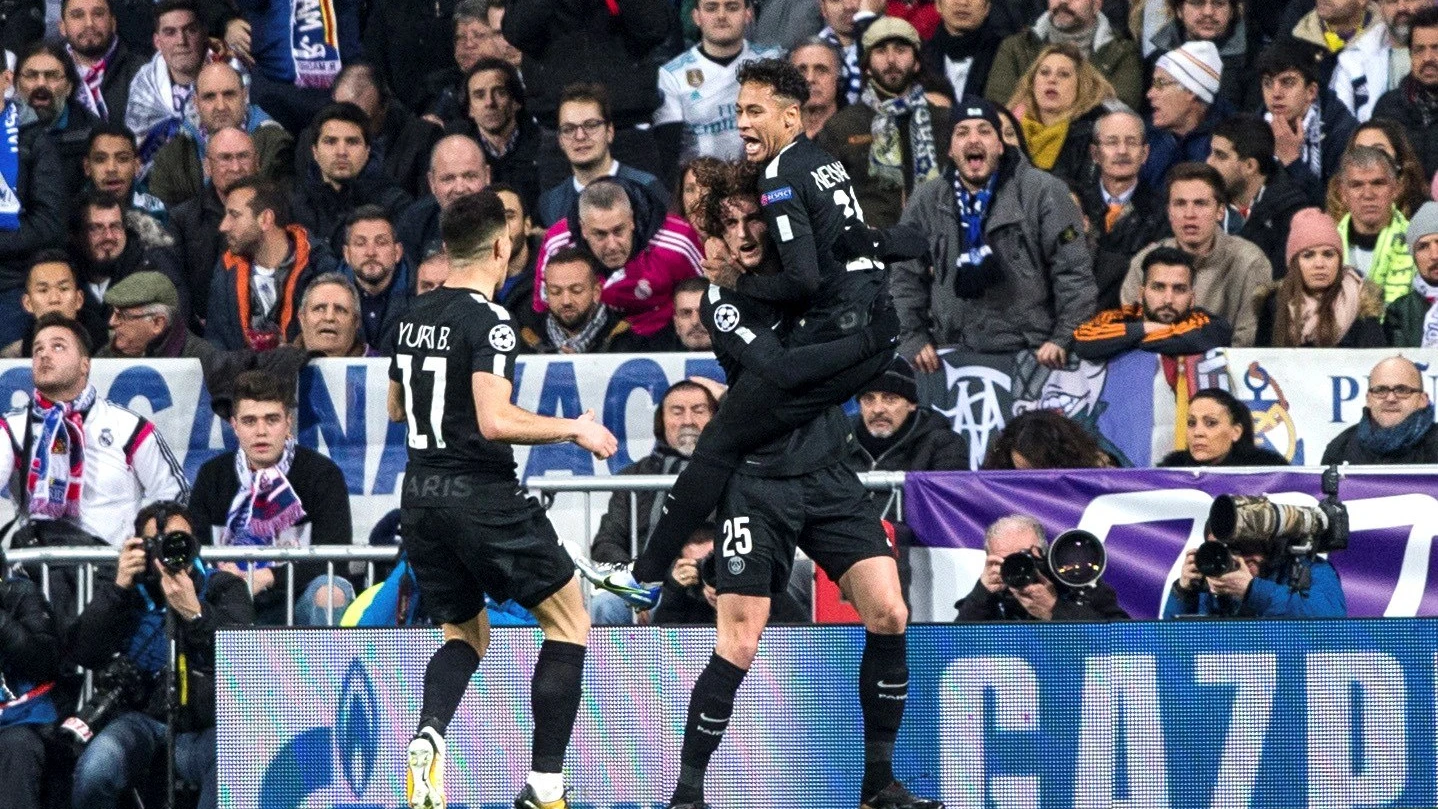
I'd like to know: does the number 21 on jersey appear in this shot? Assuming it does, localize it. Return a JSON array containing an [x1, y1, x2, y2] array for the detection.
[[395, 353, 448, 449]]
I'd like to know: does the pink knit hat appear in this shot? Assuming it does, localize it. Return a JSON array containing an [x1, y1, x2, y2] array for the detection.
[[1285, 208, 1342, 268]]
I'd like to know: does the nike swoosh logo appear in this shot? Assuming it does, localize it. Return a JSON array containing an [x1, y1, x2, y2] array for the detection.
[[698, 713, 730, 724], [877, 680, 908, 689]]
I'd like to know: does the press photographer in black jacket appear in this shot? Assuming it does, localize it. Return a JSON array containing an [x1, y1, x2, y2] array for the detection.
[[65, 502, 253, 809], [955, 514, 1129, 622], [0, 544, 60, 809]]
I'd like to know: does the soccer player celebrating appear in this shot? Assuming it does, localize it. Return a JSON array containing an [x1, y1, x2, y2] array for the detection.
[[387, 190, 618, 809], [582, 58, 920, 604], [660, 163, 940, 809]]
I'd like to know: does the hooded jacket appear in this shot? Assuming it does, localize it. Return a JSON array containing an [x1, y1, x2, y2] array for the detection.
[[891, 151, 1098, 357], [534, 174, 703, 337]]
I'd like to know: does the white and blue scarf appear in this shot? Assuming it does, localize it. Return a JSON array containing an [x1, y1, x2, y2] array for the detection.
[[862, 82, 940, 191], [950, 171, 998, 298], [27, 385, 97, 520], [1414, 274, 1438, 348], [223, 438, 307, 568], [291, 0, 343, 89], [0, 102, 23, 232]]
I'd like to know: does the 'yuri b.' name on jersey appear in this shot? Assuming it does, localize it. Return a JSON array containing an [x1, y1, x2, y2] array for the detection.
[[396, 323, 452, 352]]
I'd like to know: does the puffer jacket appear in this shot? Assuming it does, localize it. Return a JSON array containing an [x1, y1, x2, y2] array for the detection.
[[891, 152, 1098, 358]]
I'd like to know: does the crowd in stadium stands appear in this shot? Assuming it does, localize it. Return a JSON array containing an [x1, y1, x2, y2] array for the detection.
[[0, 0, 1437, 804]]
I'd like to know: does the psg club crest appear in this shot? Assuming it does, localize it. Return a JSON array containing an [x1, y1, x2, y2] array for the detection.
[[686, 69, 704, 88]]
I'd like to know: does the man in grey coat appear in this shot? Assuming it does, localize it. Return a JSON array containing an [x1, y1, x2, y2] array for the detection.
[[892, 98, 1097, 374]]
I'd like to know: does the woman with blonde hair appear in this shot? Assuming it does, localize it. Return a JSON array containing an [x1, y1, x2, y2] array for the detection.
[[1005, 43, 1123, 185], [1254, 208, 1386, 348]]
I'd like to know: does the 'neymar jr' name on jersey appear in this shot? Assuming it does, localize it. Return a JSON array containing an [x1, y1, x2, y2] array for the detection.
[[397, 323, 452, 352], [810, 161, 850, 191]]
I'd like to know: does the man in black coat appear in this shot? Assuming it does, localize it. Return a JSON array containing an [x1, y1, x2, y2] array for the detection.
[[189, 370, 354, 626], [844, 359, 968, 474], [0, 92, 67, 348], [66, 501, 254, 809], [1207, 114, 1309, 278], [1323, 356, 1438, 464], [59, 0, 146, 126], [955, 514, 1130, 622], [1372, 6, 1438, 177], [15, 40, 101, 201], [291, 103, 413, 255], [167, 127, 256, 330], [0, 545, 61, 809]]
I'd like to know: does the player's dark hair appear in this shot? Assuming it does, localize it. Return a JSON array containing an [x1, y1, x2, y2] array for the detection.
[[229, 177, 291, 227], [1212, 114, 1276, 177], [1254, 38, 1320, 85], [85, 121, 138, 155], [1141, 246, 1196, 285], [33, 311, 92, 358], [27, 249, 79, 288], [653, 380, 719, 443], [440, 190, 508, 262], [737, 58, 810, 107], [1164, 161, 1228, 206], [313, 101, 372, 146], [544, 245, 601, 281], [343, 204, 394, 243], [695, 159, 760, 239], [559, 81, 612, 123], [981, 410, 1112, 470], [231, 369, 295, 410]]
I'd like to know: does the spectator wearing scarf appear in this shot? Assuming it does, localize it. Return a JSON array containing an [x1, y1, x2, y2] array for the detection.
[[1254, 207, 1386, 347], [63, 24, 144, 127], [188, 370, 354, 625], [1004, 42, 1121, 187], [1322, 356, 1438, 464], [1386, 200, 1438, 346], [819, 17, 951, 229], [519, 247, 647, 354]]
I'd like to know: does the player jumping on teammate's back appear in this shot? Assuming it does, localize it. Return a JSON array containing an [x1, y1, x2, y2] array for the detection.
[[388, 190, 618, 809], [637, 166, 941, 809], [580, 60, 926, 598]]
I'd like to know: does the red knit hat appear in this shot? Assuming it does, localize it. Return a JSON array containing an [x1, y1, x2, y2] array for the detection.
[[1285, 208, 1342, 269]]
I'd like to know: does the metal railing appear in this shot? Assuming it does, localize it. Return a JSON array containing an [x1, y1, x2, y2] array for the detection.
[[527, 471, 907, 558], [7, 545, 400, 626]]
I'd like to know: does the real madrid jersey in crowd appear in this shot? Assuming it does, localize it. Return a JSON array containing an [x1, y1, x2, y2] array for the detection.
[[389, 287, 520, 484], [655, 41, 784, 162]]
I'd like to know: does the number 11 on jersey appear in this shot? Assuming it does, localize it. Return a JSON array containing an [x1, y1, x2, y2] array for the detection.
[[395, 353, 449, 450]]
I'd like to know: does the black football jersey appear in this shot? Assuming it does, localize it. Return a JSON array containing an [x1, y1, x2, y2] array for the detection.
[[389, 286, 519, 483], [741, 134, 885, 346]]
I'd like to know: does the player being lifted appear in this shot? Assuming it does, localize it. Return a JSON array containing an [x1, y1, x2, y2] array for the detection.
[[579, 58, 922, 604], [660, 160, 941, 809], [388, 190, 618, 809]]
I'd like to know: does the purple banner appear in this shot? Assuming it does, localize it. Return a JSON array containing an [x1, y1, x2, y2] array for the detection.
[[904, 468, 1438, 619]]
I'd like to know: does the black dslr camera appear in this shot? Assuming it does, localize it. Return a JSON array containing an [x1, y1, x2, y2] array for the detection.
[[1000, 529, 1108, 596], [1196, 465, 1349, 589], [143, 528, 199, 578], [60, 653, 146, 748]]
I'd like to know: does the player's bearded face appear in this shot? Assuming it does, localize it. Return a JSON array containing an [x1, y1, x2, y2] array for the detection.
[[720, 197, 768, 270], [737, 83, 799, 163]]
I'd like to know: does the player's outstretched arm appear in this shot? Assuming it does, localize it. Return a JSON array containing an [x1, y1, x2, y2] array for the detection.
[[472, 372, 618, 458]]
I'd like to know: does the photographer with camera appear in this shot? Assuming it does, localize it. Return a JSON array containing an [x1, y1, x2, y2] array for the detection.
[[955, 515, 1129, 622], [1165, 484, 1349, 619], [65, 501, 253, 809], [0, 546, 60, 809]]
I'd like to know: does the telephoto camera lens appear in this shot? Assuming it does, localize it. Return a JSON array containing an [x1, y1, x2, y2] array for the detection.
[[146, 530, 199, 575], [1000, 553, 1041, 590], [1194, 541, 1239, 578]]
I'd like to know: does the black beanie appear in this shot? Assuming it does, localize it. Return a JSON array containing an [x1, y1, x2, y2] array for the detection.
[[859, 359, 919, 402]]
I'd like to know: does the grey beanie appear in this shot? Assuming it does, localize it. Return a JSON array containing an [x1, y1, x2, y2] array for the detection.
[[1406, 201, 1438, 251]]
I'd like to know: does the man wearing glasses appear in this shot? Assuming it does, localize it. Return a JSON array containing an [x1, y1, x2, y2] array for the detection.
[[1322, 355, 1438, 464], [535, 82, 669, 227]]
